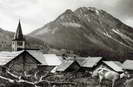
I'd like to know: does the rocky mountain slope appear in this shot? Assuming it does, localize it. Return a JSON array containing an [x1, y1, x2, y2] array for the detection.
[[29, 7, 133, 61], [0, 28, 46, 51]]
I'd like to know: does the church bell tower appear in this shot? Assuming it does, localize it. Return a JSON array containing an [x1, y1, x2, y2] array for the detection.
[[12, 21, 26, 51]]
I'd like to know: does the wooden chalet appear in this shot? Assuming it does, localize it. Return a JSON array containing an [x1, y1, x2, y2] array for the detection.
[[0, 50, 41, 74], [94, 61, 123, 74], [79, 57, 103, 72]]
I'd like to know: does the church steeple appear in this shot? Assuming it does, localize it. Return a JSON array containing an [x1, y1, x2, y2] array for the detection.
[[13, 21, 25, 41], [12, 21, 26, 51]]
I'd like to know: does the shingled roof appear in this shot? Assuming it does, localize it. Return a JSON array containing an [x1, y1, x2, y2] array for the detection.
[[65, 57, 86, 65], [55, 60, 80, 72], [80, 57, 102, 68], [27, 51, 64, 66], [0, 51, 24, 65], [56, 60, 74, 72], [0, 50, 41, 66], [27, 50, 46, 64], [103, 61, 123, 72], [123, 60, 133, 70], [43, 54, 64, 66]]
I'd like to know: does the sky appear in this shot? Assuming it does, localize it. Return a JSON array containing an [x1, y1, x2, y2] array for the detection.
[[0, 0, 133, 34]]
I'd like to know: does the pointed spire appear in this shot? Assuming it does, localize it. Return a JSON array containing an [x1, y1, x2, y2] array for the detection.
[[13, 21, 25, 41]]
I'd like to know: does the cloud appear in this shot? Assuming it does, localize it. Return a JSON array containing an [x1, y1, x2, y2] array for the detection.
[[115, 0, 133, 17], [0, 0, 132, 34]]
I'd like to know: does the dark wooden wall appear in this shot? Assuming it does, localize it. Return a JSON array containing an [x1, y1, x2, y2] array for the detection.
[[6, 51, 39, 74]]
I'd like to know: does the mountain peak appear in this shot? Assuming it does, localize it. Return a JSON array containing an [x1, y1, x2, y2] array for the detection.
[[55, 9, 81, 23], [75, 7, 101, 14], [64, 9, 73, 14], [30, 7, 133, 61]]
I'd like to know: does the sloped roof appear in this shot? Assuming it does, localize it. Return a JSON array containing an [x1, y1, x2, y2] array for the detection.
[[27, 50, 46, 65], [80, 57, 102, 68], [123, 60, 133, 70], [55, 60, 76, 72], [103, 61, 123, 72], [66, 56, 86, 60], [76, 58, 86, 66], [27, 51, 64, 66], [13, 21, 25, 41], [66, 57, 87, 66], [43, 54, 63, 66], [0, 51, 24, 65]]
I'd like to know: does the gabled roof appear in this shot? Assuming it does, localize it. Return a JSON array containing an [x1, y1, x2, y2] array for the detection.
[[0, 51, 24, 65], [13, 21, 25, 41], [27, 51, 64, 66], [43, 54, 64, 66], [0, 50, 42, 66], [123, 60, 133, 70], [55, 60, 78, 72], [27, 50, 46, 65], [66, 57, 87, 66], [80, 57, 102, 68], [75, 57, 86, 66], [103, 61, 123, 72]]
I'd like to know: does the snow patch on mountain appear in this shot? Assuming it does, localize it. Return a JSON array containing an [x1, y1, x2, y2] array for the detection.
[[102, 31, 112, 38], [61, 23, 81, 27], [88, 7, 100, 15], [112, 29, 133, 43]]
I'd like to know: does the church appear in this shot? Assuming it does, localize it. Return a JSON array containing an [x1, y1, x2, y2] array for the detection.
[[12, 21, 26, 51], [0, 21, 42, 75]]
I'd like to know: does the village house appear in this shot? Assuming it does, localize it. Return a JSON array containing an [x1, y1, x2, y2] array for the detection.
[[60, 56, 104, 73], [123, 60, 133, 74], [0, 41, 11, 48], [79, 57, 103, 72], [93, 61, 123, 74], [26, 50, 46, 70], [0, 50, 41, 75]]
